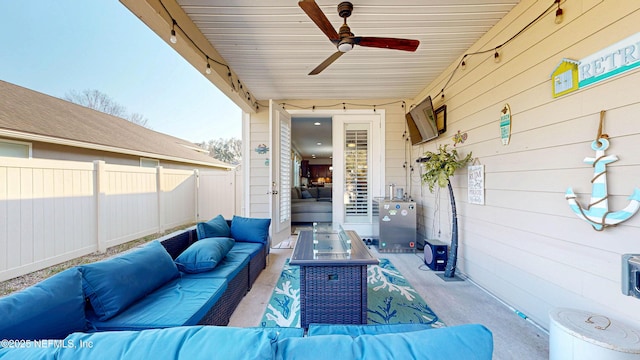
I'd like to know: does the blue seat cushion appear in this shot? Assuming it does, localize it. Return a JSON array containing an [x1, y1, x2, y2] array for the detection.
[[58, 326, 279, 360], [0, 346, 57, 360], [230, 216, 271, 243], [276, 324, 493, 360], [196, 214, 231, 239], [229, 242, 263, 260], [0, 268, 87, 340], [87, 276, 227, 330], [79, 240, 179, 321], [256, 327, 305, 339], [307, 323, 438, 337], [175, 237, 235, 273]]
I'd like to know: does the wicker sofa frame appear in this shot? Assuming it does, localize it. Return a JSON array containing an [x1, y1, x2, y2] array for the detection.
[[157, 223, 268, 326]]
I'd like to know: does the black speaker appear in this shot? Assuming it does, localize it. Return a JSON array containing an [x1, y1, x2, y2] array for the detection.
[[424, 239, 448, 271]]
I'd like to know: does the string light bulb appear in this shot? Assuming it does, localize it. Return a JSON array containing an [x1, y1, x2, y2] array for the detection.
[[554, 0, 564, 24], [170, 19, 177, 44], [205, 57, 212, 74], [461, 60, 466, 70], [494, 49, 501, 63]]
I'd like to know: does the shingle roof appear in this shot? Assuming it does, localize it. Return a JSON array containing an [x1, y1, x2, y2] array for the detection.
[[0, 80, 233, 169]]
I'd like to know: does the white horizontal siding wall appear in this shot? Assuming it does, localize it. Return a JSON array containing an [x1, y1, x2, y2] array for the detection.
[[248, 110, 271, 218], [0, 158, 239, 281], [410, 0, 640, 329]]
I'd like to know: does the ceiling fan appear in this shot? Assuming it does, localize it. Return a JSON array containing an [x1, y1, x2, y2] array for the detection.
[[298, 0, 420, 75]]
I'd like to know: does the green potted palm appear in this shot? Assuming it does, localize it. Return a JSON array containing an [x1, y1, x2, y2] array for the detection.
[[421, 144, 473, 278]]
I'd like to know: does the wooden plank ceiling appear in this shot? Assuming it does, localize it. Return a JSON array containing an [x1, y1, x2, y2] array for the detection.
[[174, 0, 520, 101]]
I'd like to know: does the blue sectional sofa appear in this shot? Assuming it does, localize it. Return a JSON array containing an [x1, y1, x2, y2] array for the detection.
[[0, 214, 495, 359], [0, 323, 494, 359], [0, 215, 270, 338]]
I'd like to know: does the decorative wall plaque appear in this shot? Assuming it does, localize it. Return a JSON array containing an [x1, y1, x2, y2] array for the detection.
[[500, 104, 511, 145]]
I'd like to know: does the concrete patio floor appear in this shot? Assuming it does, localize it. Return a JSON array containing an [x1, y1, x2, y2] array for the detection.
[[229, 236, 549, 360]]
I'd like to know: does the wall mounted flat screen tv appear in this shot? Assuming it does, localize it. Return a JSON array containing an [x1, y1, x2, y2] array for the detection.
[[406, 95, 439, 145]]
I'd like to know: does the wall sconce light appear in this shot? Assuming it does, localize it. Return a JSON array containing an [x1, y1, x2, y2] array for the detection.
[[554, 0, 564, 24]]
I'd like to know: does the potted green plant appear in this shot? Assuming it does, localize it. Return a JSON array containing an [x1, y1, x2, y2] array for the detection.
[[421, 144, 473, 278]]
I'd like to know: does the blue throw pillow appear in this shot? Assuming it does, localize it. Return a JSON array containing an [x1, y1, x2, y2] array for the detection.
[[301, 190, 313, 199], [175, 237, 235, 273], [78, 241, 179, 321], [230, 216, 271, 244], [196, 214, 230, 240], [0, 268, 87, 340]]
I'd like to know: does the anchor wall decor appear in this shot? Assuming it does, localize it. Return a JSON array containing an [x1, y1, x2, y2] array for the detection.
[[565, 111, 640, 231]]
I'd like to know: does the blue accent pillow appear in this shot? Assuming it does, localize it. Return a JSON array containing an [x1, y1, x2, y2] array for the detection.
[[196, 214, 230, 240], [78, 240, 179, 321], [301, 189, 313, 199], [230, 216, 271, 244], [175, 237, 235, 273], [0, 268, 87, 340]]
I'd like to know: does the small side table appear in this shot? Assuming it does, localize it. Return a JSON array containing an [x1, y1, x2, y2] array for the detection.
[[549, 308, 640, 359]]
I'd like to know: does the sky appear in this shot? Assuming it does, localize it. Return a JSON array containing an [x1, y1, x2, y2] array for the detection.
[[0, 1, 242, 143]]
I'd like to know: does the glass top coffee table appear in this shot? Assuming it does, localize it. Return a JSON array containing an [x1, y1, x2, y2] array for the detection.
[[290, 223, 379, 328]]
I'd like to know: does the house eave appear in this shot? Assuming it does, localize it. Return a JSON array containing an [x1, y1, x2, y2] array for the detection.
[[0, 128, 235, 170]]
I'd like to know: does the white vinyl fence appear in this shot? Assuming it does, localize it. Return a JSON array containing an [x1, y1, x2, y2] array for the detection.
[[0, 157, 239, 281]]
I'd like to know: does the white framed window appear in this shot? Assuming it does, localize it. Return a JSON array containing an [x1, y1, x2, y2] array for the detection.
[[279, 119, 292, 223], [0, 139, 32, 158], [344, 123, 370, 223], [140, 158, 159, 168]]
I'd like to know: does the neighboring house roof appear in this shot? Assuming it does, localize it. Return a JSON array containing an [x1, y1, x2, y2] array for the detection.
[[0, 80, 233, 169]]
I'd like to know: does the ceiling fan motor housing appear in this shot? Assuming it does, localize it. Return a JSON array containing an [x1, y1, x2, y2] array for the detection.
[[337, 2, 354, 52], [337, 2, 353, 18]]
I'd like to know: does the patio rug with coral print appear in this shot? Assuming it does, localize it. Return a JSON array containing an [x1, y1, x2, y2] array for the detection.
[[260, 258, 445, 328]]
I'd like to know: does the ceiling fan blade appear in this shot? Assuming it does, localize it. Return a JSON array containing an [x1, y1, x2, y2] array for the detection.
[[299, 0, 339, 41], [309, 51, 344, 75], [353, 37, 420, 52]]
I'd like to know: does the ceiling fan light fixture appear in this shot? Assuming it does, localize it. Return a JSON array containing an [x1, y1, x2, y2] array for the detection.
[[338, 41, 354, 52]]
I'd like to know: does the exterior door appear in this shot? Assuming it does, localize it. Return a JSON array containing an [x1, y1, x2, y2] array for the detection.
[[332, 113, 383, 236], [269, 100, 292, 245]]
